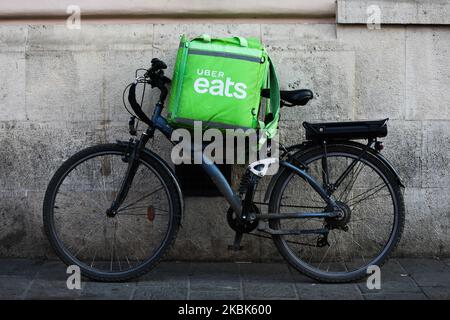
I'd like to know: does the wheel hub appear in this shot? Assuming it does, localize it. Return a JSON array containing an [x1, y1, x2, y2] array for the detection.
[[106, 208, 117, 218], [325, 201, 351, 230]]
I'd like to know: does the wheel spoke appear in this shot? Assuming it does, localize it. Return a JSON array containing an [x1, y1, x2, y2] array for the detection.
[[118, 205, 169, 213], [339, 161, 365, 203], [119, 187, 164, 211], [45, 148, 177, 280], [74, 224, 102, 258], [347, 182, 387, 207], [272, 148, 401, 278]]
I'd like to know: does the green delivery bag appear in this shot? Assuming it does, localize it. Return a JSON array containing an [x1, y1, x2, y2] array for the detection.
[[168, 34, 280, 139]]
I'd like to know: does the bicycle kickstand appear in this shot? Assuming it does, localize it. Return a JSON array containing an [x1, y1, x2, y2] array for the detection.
[[228, 232, 244, 251]]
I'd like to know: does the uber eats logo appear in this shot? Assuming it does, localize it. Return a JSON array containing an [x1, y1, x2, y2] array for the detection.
[[193, 69, 247, 99]]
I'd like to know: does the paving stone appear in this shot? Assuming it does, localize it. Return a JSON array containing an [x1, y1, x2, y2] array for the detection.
[[409, 272, 450, 288], [363, 292, 428, 300], [288, 266, 317, 284], [137, 278, 188, 289], [79, 281, 135, 300], [239, 263, 293, 283], [24, 280, 83, 300], [296, 283, 363, 300], [35, 260, 70, 281], [0, 259, 449, 300], [398, 258, 449, 274], [189, 264, 242, 298], [137, 262, 190, 286], [358, 277, 421, 295], [133, 284, 188, 300], [357, 259, 421, 294], [0, 258, 44, 278], [398, 258, 450, 287], [190, 262, 240, 279], [189, 290, 242, 300], [243, 282, 297, 300], [190, 278, 241, 292], [0, 276, 31, 300], [188, 262, 240, 288], [421, 286, 450, 300], [378, 259, 408, 274]]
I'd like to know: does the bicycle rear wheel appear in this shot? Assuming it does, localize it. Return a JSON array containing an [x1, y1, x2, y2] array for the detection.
[[43, 143, 181, 282], [269, 144, 405, 283]]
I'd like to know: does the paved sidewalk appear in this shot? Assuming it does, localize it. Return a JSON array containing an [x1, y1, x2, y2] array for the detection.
[[0, 258, 449, 300]]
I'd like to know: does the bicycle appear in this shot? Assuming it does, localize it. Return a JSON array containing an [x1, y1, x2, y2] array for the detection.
[[43, 58, 405, 283]]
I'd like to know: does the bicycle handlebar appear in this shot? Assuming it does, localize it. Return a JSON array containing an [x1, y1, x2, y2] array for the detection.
[[127, 58, 171, 125], [149, 58, 167, 72], [144, 58, 171, 101]]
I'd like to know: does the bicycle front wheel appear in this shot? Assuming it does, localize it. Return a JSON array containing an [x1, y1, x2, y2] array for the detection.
[[43, 143, 181, 282], [269, 144, 405, 283]]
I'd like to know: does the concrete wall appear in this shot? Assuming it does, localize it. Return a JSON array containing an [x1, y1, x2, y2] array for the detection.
[[0, 19, 449, 259]]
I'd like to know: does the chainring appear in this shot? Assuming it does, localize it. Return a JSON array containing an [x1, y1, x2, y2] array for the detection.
[[227, 204, 259, 233]]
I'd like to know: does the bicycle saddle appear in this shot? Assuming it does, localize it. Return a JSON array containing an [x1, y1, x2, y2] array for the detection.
[[261, 88, 313, 106]]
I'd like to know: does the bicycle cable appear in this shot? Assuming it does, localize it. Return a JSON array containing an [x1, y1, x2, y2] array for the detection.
[[122, 68, 150, 118], [122, 82, 135, 117]]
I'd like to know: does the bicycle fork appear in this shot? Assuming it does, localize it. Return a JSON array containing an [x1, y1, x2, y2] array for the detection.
[[106, 129, 153, 217]]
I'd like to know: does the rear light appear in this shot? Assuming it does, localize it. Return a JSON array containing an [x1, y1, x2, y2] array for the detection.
[[375, 141, 384, 151]]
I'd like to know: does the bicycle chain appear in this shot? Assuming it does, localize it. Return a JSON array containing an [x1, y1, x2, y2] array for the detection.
[[246, 231, 319, 247]]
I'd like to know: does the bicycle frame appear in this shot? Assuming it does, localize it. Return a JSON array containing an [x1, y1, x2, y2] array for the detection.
[[117, 100, 340, 223]]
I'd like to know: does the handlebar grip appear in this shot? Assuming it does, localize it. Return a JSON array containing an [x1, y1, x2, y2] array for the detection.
[[151, 58, 167, 70], [128, 83, 152, 125]]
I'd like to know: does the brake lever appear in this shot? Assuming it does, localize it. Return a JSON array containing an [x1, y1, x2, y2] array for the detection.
[[135, 75, 147, 83]]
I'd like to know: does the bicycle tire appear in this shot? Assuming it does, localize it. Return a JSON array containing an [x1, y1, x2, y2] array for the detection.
[[269, 144, 405, 283], [43, 143, 182, 282]]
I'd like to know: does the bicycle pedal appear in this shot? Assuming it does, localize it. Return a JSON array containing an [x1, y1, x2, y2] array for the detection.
[[228, 244, 244, 251]]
